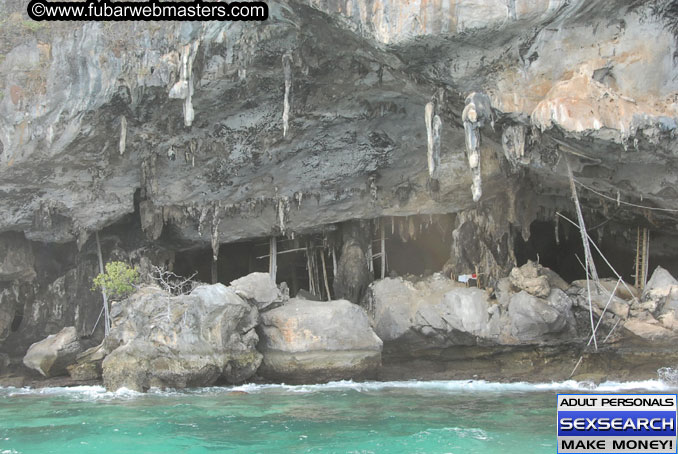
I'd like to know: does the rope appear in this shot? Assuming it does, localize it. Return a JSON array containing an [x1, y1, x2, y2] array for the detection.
[[574, 179, 678, 213]]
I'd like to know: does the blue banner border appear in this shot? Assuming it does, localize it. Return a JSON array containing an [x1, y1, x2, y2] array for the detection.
[[556, 393, 678, 454]]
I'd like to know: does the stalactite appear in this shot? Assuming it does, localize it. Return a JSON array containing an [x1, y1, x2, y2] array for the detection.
[[462, 92, 493, 202], [555, 214, 560, 246], [425, 101, 435, 177], [282, 52, 293, 137], [424, 90, 444, 179], [408, 216, 416, 240], [501, 125, 527, 172], [211, 204, 221, 262], [294, 191, 303, 210], [277, 196, 290, 234], [169, 42, 199, 127], [119, 116, 127, 155], [198, 206, 209, 237]]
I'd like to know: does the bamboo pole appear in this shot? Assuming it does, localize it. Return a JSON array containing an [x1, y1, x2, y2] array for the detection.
[[566, 160, 598, 351], [380, 222, 386, 280], [307, 241, 315, 295], [258, 246, 306, 260], [321, 249, 331, 301], [269, 237, 277, 282], [332, 246, 337, 278], [95, 231, 110, 336], [643, 228, 650, 289], [211, 259, 218, 284], [314, 248, 322, 298]]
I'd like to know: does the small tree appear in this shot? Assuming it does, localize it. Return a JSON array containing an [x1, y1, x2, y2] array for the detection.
[[92, 261, 140, 300]]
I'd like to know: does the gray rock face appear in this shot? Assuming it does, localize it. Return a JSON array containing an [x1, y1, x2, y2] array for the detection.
[[257, 298, 382, 383], [67, 343, 107, 381], [364, 275, 461, 343], [0, 286, 18, 344], [4, 0, 676, 254], [364, 275, 502, 347], [23, 326, 83, 377], [230, 272, 283, 311], [508, 291, 572, 343], [102, 284, 261, 391], [0, 233, 35, 282], [334, 238, 370, 305]]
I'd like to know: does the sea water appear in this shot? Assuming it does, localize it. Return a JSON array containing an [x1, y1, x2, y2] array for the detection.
[[0, 379, 673, 453]]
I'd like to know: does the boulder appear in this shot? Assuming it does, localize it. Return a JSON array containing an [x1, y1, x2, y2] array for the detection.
[[363, 275, 503, 347], [508, 291, 572, 342], [257, 298, 382, 383], [67, 343, 107, 381], [643, 266, 678, 301], [624, 318, 675, 341], [23, 326, 83, 377], [598, 278, 638, 301], [102, 284, 262, 391], [415, 288, 502, 342], [569, 282, 630, 319], [509, 261, 551, 298], [230, 272, 284, 311]]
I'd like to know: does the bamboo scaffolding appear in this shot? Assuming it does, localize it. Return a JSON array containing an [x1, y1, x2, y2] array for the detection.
[[557, 213, 639, 304], [566, 159, 598, 351]]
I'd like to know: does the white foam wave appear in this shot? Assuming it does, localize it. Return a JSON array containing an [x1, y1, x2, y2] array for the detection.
[[1, 378, 674, 400], [225, 378, 676, 394]]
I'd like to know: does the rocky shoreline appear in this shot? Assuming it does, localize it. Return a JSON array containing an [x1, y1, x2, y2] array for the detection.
[[4, 263, 678, 391]]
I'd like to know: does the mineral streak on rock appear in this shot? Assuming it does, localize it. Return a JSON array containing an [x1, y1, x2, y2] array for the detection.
[[282, 52, 293, 138]]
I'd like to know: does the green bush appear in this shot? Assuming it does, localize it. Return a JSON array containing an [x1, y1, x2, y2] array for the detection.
[[92, 261, 140, 300]]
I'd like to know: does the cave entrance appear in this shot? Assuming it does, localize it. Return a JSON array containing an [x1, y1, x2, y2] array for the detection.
[[380, 215, 453, 278], [514, 218, 678, 284], [173, 233, 338, 300], [172, 215, 453, 301]]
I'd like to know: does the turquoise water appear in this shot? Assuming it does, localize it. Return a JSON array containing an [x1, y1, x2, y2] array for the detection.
[[0, 380, 672, 453]]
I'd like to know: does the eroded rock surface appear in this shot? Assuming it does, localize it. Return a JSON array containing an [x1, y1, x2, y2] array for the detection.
[[257, 297, 382, 383], [364, 273, 576, 350], [102, 284, 261, 391]]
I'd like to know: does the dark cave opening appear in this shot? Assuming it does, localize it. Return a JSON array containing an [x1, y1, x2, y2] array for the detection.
[[173, 235, 336, 300], [384, 218, 452, 277], [10, 313, 22, 332], [170, 216, 453, 301], [514, 219, 678, 285]]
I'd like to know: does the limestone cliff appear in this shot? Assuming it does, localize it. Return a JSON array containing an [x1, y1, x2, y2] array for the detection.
[[1, 0, 678, 364]]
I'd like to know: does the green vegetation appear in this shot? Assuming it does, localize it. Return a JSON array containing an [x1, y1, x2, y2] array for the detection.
[[92, 261, 140, 300]]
